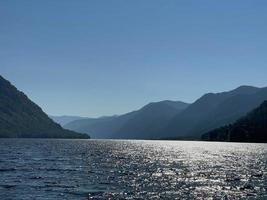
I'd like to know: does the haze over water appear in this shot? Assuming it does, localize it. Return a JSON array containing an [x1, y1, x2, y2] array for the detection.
[[0, 139, 266, 199]]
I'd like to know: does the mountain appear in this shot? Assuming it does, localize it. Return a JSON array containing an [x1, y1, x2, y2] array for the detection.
[[64, 115, 123, 139], [0, 75, 89, 139], [64, 101, 189, 139], [202, 101, 267, 142], [162, 86, 267, 138], [112, 101, 189, 139], [49, 115, 89, 126], [64, 85, 267, 140]]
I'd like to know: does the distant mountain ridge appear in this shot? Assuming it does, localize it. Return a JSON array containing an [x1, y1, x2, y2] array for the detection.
[[161, 86, 267, 138], [4, 72, 265, 141], [64, 115, 121, 139], [202, 101, 267, 142], [112, 101, 189, 139], [64, 101, 189, 139], [0, 75, 89, 139], [64, 86, 267, 140], [50, 115, 89, 126]]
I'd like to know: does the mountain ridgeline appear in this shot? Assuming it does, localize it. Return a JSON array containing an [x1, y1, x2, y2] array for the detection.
[[202, 101, 267, 142], [49, 115, 89, 126], [64, 115, 122, 139], [162, 86, 267, 138], [64, 101, 189, 139], [64, 86, 267, 141], [2, 72, 266, 141], [0, 75, 89, 139], [112, 101, 189, 139]]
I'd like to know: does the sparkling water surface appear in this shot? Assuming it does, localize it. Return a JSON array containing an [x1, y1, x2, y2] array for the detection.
[[0, 139, 266, 199]]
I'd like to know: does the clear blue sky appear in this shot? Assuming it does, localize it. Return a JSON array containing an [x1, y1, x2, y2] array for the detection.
[[1, 0, 267, 117]]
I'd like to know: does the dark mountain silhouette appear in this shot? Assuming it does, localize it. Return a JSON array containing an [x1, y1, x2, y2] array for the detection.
[[50, 115, 89, 126], [0, 75, 89, 138], [202, 101, 267, 142], [64, 101, 189, 139], [162, 86, 267, 138], [112, 101, 189, 139], [63, 85, 267, 140]]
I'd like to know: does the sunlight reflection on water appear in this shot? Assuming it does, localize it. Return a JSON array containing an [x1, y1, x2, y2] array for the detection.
[[0, 139, 266, 199]]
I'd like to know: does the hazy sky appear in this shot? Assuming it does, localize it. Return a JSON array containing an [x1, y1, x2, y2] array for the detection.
[[1, 0, 267, 117]]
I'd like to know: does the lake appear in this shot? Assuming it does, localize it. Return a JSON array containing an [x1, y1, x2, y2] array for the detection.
[[0, 139, 266, 199]]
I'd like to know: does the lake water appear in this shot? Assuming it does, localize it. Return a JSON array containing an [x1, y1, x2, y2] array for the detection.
[[0, 139, 266, 199]]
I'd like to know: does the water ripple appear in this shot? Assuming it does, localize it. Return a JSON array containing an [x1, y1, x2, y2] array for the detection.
[[0, 139, 266, 199]]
